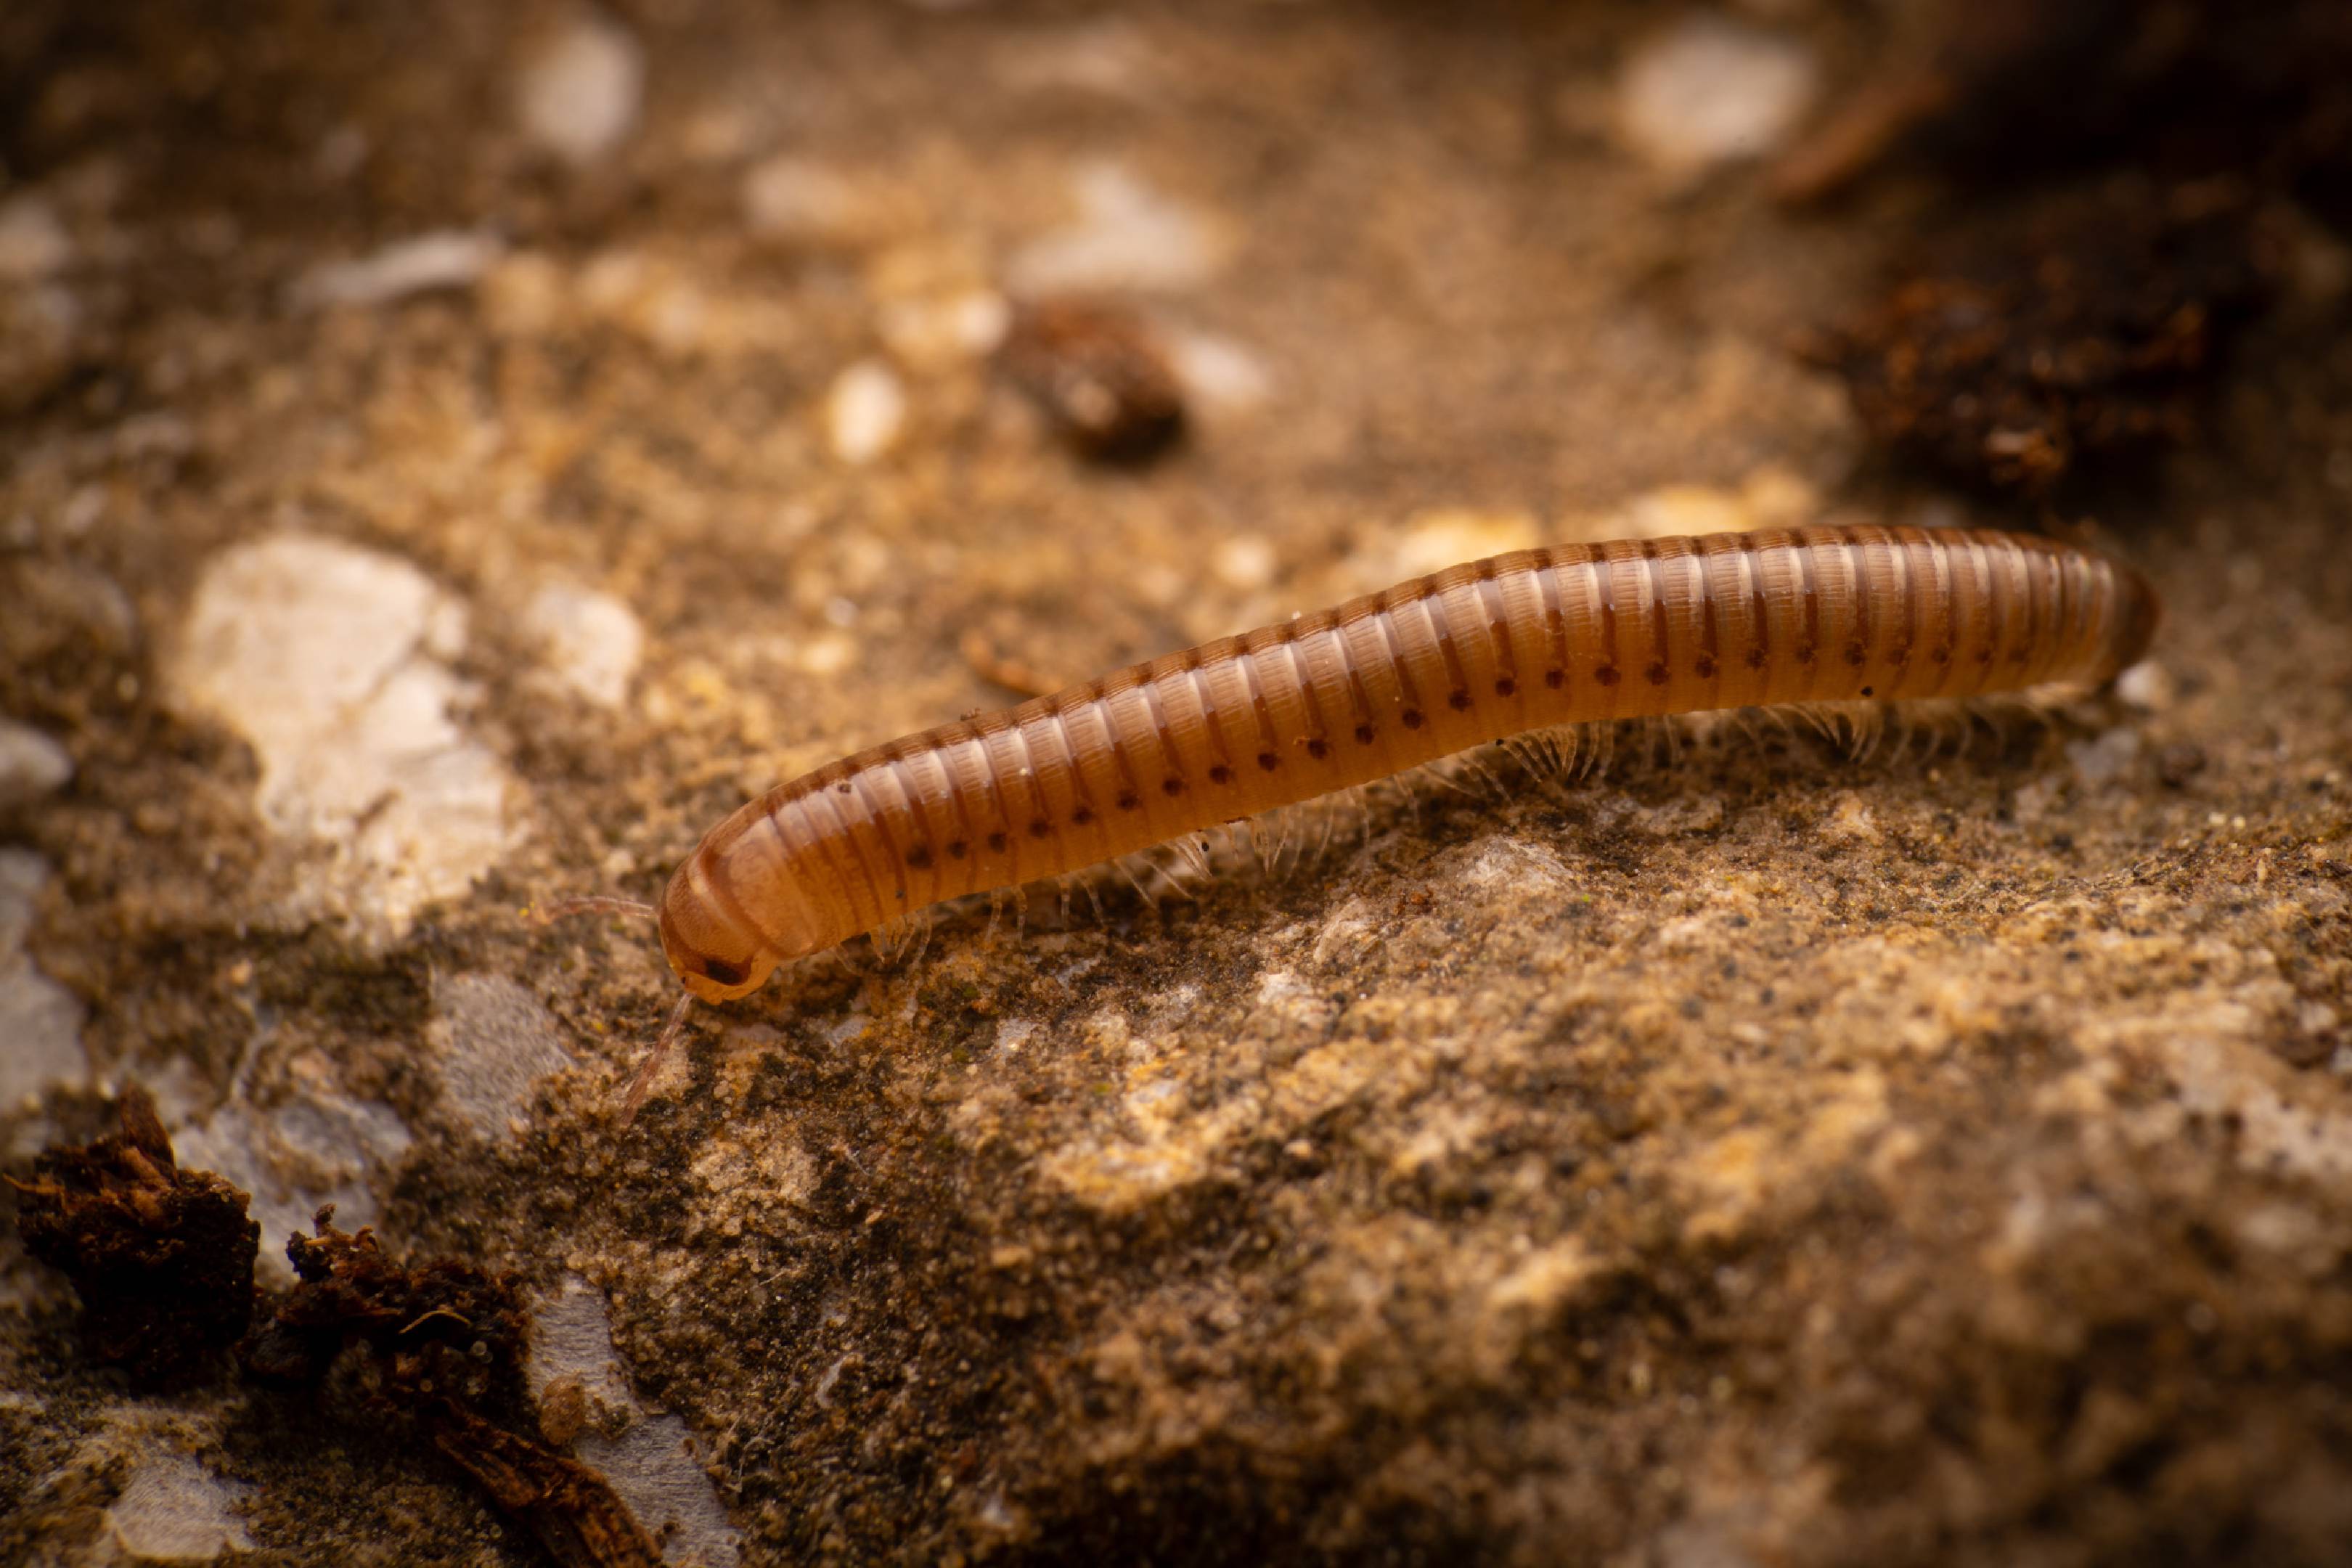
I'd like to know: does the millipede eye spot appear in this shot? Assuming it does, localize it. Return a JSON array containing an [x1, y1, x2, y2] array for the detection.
[[701, 956, 747, 987]]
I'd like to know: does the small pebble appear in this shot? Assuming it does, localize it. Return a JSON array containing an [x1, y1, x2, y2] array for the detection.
[[2114, 660, 2174, 711], [0, 193, 71, 282], [516, 14, 645, 166], [0, 718, 73, 801], [292, 231, 503, 310], [1617, 15, 1818, 178], [522, 581, 643, 709], [742, 156, 892, 248], [1008, 162, 1230, 295], [825, 359, 907, 465]]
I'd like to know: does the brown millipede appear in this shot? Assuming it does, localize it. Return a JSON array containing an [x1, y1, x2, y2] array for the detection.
[[568, 524, 2156, 1111]]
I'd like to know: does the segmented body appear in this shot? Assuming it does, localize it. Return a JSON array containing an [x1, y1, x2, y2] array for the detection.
[[656, 525, 2157, 1000]]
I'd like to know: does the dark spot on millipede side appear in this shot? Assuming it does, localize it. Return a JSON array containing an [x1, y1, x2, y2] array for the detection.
[[1593, 667, 1620, 687], [1932, 645, 1952, 663], [1447, 690, 1471, 711], [1977, 646, 1996, 664], [1644, 663, 1670, 686], [702, 957, 748, 986], [947, 840, 968, 859], [1494, 677, 1515, 697], [1306, 738, 1328, 759], [1161, 777, 1185, 796], [1694, 656, 1718, 679], [1355, 723, 1376, 744], [1845, 642, 1867, 666], [836, 782, 852, 794], [1744, 648, 1767, 669], [1860, 686, 1875, 698], [905, 845, 933, 869], [1401, 709, 1425, 729], [1209, 764, 1233, 785], [1794, 645, 1816, 666], [1072, 805, 1096, 825], [1116, 792, 1140, 811], [987, 831, 1009, 853], [1545, 669, 1564, 688], [1257, 751, 1281, 771], [1028, 819, 1051, 838]]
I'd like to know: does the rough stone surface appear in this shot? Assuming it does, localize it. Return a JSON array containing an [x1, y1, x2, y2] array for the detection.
[[2, 4, 2348, 1567]]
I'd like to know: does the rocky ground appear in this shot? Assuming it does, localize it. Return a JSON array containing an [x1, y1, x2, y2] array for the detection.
[[3, 2, 2349, 1564]]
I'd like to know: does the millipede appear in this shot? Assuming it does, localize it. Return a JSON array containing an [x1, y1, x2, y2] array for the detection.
[[553, 523, 2157, 1113]]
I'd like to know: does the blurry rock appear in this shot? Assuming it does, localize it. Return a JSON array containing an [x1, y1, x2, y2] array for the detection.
[[172, 535, 516, 936], [825, 359, 907, 465], [8, 1087, 259, 1387], [1617, 15, 1818, 179], [517, 14, 645, 167], [523, 581, 643, 711], [0, 716, 72, 802], [741, 157, 898, 249], [1008, 162, 1231, 295], [0, 192, 71, 282], [291, 231, 503, 311], [998, 299, 1186, 462]]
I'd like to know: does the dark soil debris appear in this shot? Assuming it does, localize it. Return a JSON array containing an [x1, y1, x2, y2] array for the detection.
[[1800, 184, 2279, 491], [998, 299, 1188, 465], [244, 1212, 661, 1568], [7, 1086, 258, 1387]]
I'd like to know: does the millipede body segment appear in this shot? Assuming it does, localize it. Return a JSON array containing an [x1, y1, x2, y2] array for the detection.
[[656, 526, 2157, 1002]]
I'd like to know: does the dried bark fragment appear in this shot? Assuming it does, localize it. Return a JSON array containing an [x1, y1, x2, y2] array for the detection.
[[243, 1212, 661, 1568], [1800, 186, 2277, 491], [7, 1086, 258, 1386], [998, 299, 1186, 463]]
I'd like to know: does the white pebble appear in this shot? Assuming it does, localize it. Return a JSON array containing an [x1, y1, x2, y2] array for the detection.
[[173, 535, 515, 936], [105, 1450, 255, 1561], [291, 230, 503, 310], [1008, 161, 1230, 295], [742, 156, 886, 247], [2114, 660, 2174, 712], [516, 14, 645, 166], [1617, 15, 1817, 178], [1162, 330, 1272, 417], [523, 580, 643, 709], [0, 194, 70, 282], [1212, 535, 1277, 592], [2067, 728, 2142, 788], [0, 718, 72, 801], [825, 359, 907, 465]]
